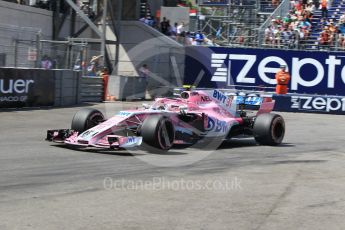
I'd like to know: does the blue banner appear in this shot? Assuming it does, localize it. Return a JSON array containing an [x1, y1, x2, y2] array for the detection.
[[273, 94, 345, 115], [184, 46, 345, 96]]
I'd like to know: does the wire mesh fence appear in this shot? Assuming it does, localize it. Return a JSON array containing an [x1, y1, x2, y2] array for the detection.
[[0, 23, 106, 76], [0, 23, 41, 68]]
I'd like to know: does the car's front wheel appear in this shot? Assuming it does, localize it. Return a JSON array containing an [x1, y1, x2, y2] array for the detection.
[[71, 108, 104, 133], [140, 115, 175, 151]]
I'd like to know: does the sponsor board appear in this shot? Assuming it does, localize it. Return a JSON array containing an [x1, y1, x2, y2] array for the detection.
[[184, 47, 345, 96], [273, 94, 345, 115], [0, 68, 55, 108]]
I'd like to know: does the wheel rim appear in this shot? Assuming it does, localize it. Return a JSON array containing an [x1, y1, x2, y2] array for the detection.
[[157, 119, 174, 150], [86, 114, 104, 129], [272, 118, 284, 143]]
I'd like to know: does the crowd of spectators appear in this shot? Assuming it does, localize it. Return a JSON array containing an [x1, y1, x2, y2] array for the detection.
[[139, 15, 218, 46], [264, 0, 345, 50], [264, 0, 315, 49]]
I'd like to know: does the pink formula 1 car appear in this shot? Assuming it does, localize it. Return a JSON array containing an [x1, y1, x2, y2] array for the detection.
[[46, 89, 285, 151]]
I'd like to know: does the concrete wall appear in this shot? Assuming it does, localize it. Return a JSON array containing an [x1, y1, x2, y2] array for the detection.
[[0, 1, 52, 67], [0, 1, 90, 68], [116, 21, 185, 98], [0, 1, 52, 37], [160, 7, 190, 31]]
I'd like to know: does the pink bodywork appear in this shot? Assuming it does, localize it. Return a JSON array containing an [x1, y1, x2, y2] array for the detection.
[[64, 90, 275, 149]]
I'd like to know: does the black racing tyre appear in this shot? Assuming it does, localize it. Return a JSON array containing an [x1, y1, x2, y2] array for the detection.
[[71, 108, 104, 133], [141, 115, 175, 151], [253, 113, 285, 146]]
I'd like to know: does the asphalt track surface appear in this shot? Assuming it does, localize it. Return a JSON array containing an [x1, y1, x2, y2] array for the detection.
[[0, 102, 345, 230]]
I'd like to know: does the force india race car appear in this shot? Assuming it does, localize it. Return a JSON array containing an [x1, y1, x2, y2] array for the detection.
[[46, 88, 285, 152]]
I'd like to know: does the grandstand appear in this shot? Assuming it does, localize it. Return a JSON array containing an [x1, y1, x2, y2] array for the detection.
[[2, 0, 345, 72], [307, 0, 345, 50], [194, 0, 260, 46]]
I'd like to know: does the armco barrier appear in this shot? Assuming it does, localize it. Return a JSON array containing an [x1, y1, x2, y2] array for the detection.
[[273, 94, 345, 115], [79, 76, 104, 103], [54, 70, 80, 106]]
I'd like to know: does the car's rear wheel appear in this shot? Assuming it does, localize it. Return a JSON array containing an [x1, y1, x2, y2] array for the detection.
[[141, 115, 175, 151], [71, 108, 104, 133], [253, 113, 285, 145]]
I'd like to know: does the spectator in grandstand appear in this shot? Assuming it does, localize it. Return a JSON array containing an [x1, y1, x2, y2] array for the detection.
[[296, 28, 306, 48], [281, 27, 293, 48], [321, 0, 328, 19], [160, 17, 169, 35], [319, 26, 332, 49], [73, 59, 82, 71], [176, 22, 185, 40], [144, 17, 150, 26], [305, 3, 316, 19], [140, 16, 155, 27], [293, 0, 302, 11], [282, 14, 292, 25], [195, 30, 205, 45], [272, 0, 280, 8], [337, 22, 345, 49], [328, 20, 337, 33], [339, 12, 345, 24], [296, 17, 312, 44], [166, 20, 172, 35], [264, 25, 274, 46], [318, 18, 328, 31], [41, 55, 52, 69], [275, 16, 283, 25], [177, 22, 185, 36], [302, 0, 308, 8], [170, 23, 178, 40], [176, 22, 186, 43], [313, 0, 319, 8], [205, 36, 219, 46], [184, 32, 193, 46], [273, 26, 282, 47], [87, 55, 103, 77]]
